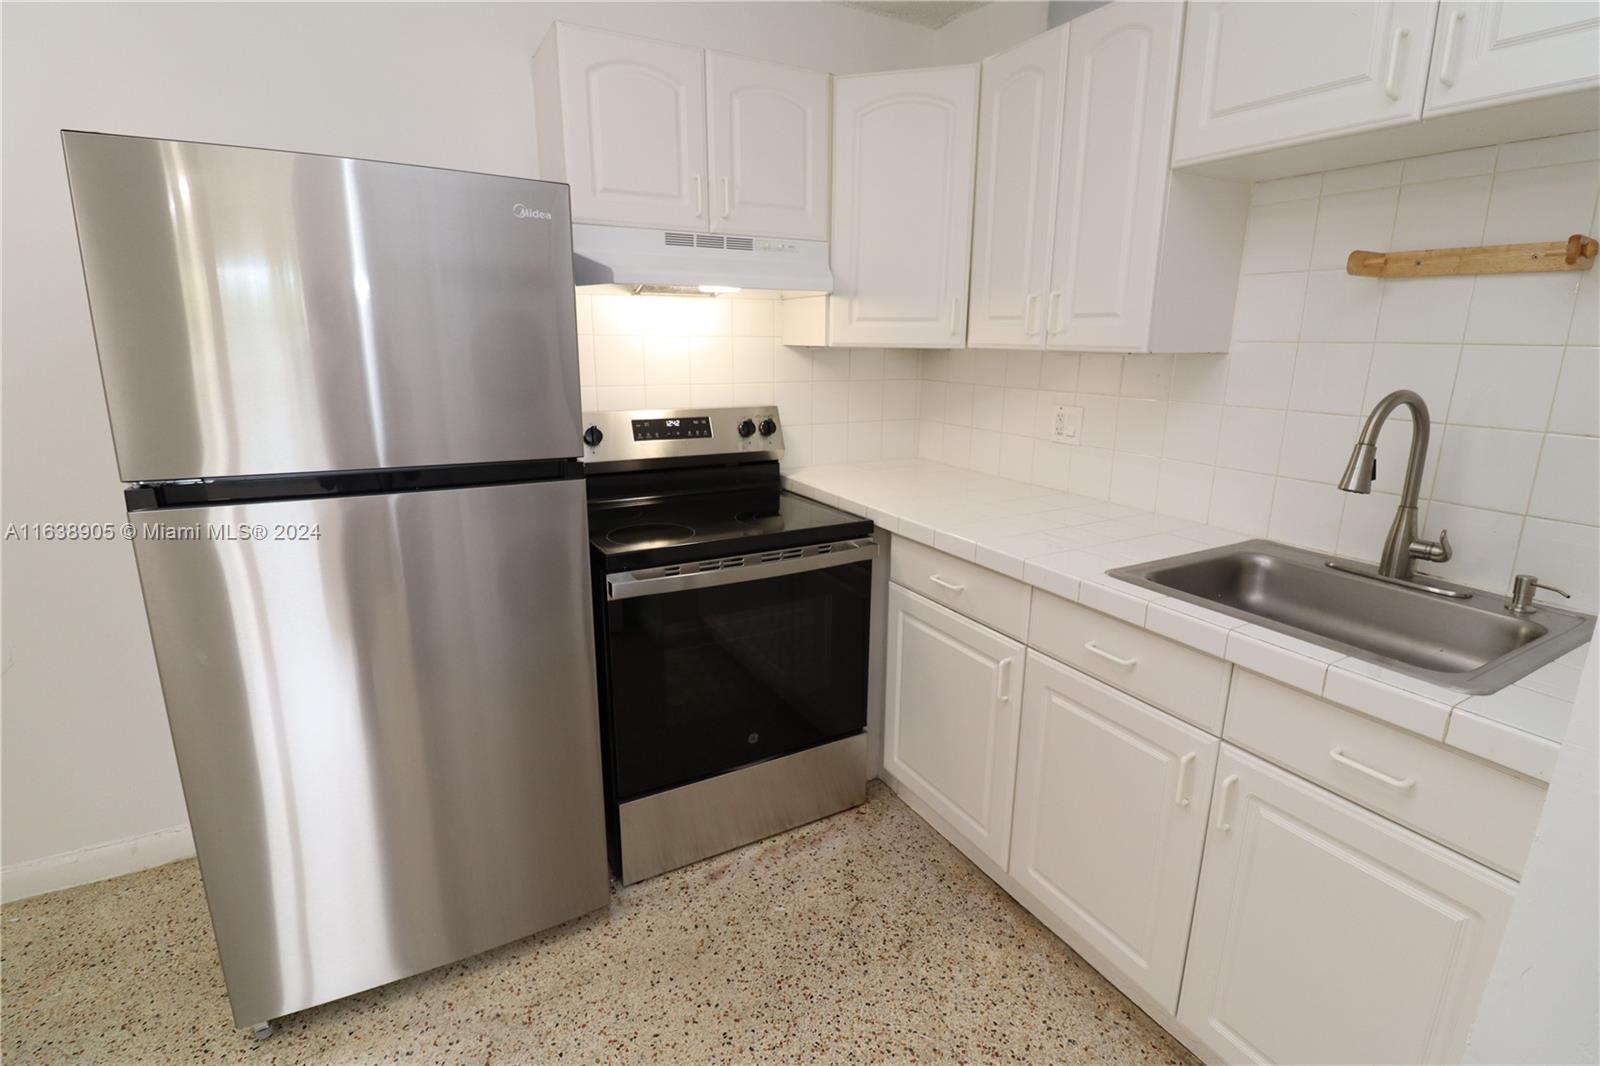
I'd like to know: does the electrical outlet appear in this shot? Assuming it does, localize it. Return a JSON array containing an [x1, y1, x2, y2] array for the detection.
[[1051, 404, 1083, 444]]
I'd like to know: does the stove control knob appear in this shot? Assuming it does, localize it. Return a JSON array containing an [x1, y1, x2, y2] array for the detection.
[[583, 425, 603, 447], [737, 418, 757, 438], [758, 417, 777, 437]]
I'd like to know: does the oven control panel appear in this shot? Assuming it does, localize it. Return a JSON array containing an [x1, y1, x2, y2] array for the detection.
[[580, 406, 784, 470], [631, 415, 712, 441]]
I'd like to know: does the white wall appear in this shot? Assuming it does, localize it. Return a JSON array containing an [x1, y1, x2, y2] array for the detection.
[[1465, 640, 1599, 1065], [916, 133, 1600, 610], [0, 1, 978, 897]]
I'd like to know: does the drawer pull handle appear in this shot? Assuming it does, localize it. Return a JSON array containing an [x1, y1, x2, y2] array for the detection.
[[1084, 641, 1137, 669], [1174, 751, 1197, 808], [929, 574, 966, 593], [1215, 774, 1239, 832], [996, 657, 1013, 702], [1329, 747, 1416, 791]]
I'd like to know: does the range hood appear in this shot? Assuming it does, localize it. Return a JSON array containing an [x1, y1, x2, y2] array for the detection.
[[572, 224, 832, 295]]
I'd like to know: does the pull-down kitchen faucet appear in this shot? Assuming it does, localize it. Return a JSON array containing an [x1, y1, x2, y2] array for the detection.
[[1338, 389, 1452, 582]]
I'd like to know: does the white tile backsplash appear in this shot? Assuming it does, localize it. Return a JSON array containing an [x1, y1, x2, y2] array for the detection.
[[1550, 347, 1600, 436], [576, 292, 919, 470], [1448, 345, 1564, 429], [894, 132, 1599, 609]]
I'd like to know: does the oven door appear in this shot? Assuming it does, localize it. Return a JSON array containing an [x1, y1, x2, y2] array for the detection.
[[601, 541, 875, 802]]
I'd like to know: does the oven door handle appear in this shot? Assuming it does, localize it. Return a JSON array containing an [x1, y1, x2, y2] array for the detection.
[[606, 540, 878, 600]]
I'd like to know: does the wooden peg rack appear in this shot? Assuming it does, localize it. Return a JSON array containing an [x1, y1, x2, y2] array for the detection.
[[1347, 233, 1598, 279]]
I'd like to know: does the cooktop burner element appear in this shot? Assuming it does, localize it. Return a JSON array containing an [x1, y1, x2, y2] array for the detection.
[[605, 523, 695, 546], [735, 511, 786, 531]]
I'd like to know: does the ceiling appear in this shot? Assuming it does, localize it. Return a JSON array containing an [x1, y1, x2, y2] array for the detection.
[[840, 1, 988, 29]]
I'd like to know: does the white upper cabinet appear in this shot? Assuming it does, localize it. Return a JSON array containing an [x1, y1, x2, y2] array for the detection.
[[706, 51, 831, 239], [967, 28, 1069, 349], [966, 2, 1246, 353], [1172, 2, 1440, 166], [1009, 652, 1218, 1013], [883, 584, 1023, 869], [534, 25, 829, 239], [536, 24, 709, 230], [1048, 1, 1248, 352], [1179, 747, 1516, 1066], [1424, 2, 1600, 116], [830, 65, 980, 348]]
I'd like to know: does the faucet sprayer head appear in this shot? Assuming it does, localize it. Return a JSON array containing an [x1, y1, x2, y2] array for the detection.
[[1339, 442, 1376, 493]]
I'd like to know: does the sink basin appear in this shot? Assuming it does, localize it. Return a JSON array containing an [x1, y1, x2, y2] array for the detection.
[[1108, 539, 1594, 694]]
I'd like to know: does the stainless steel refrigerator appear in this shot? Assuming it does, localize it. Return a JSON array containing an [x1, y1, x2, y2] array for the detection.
[[62, 132, 609, 1033]]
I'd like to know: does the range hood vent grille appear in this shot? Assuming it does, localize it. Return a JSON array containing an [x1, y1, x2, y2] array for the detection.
[[661, 233, 760, 253], [575, 224, 832, 294]]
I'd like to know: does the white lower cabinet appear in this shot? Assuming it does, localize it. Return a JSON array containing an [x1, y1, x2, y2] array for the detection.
[[1008, 651, 1218, 1012], [1178, 746, 1517, 1066], [883, 582, 1023, 868]]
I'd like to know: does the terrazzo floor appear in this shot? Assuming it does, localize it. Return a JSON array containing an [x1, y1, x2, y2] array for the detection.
[[3, 782, 1198, 1065]]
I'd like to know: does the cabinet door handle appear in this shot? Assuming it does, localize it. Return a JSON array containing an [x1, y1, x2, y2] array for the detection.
[[721, 176, 731, 218], [1439, 9, 1466, 87], [1046, 290, 1062, 334], [1174, 751, 1197, 808], [1214, 774, 1239, 832], [1024, 294, 1039, 336], [928, 573, 966, 593], [694, 173, 704, 218], [950, 297, 964, 336], [1329, 747, 1416, 791], [996, 657, 1013, 702], [1383, 27, 1411, 100], [1083, 641, 1137, 669]]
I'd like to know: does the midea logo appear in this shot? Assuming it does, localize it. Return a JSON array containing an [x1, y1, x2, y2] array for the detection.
[[512, 203, 552, 221]]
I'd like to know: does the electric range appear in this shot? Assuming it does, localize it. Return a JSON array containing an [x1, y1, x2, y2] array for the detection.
[[583, 407, 876, 884]]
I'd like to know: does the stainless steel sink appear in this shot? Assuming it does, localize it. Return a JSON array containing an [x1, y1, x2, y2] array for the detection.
[[1108, 540, 1594, 694]]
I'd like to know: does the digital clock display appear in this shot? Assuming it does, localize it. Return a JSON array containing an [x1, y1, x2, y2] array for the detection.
[[631, 416, 713, 441]]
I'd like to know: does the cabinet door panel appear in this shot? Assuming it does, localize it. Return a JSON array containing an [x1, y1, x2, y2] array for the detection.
[[884, 583, 1023, 866], [1179, 747, 1516, 1066], [557, 25, 708, 229], [831, 66, 979, 348], [1047, 2, 1182, 351], [707, 52, 830, 239], [967, 29, 1068, 349], [1010, 652, 1216, 1012], [1172, 2, 1438, 165], [1425, 2, 1600, 115]]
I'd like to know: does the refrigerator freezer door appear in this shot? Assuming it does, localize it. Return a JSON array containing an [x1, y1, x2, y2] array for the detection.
[[63, 132, 582, 481], [130, 478, 607, 1025]]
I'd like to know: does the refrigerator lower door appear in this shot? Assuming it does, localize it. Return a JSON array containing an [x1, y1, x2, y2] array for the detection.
[[130, 478, 607, 1026]]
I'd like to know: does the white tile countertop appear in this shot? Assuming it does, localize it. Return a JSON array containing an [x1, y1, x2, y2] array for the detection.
[[785, 459, 1591, 784]]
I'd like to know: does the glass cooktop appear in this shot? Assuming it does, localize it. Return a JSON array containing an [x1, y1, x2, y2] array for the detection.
[[587, 490, 873, 572]]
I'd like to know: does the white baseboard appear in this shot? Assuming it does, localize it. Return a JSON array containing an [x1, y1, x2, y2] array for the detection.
[[2, 824, 195, 903]]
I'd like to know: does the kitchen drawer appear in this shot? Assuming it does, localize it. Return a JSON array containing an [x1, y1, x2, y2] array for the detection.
[[1226, 670, 1546, 879], [890, 537, 1030, 641], [1027, 591, 1229, 734]]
